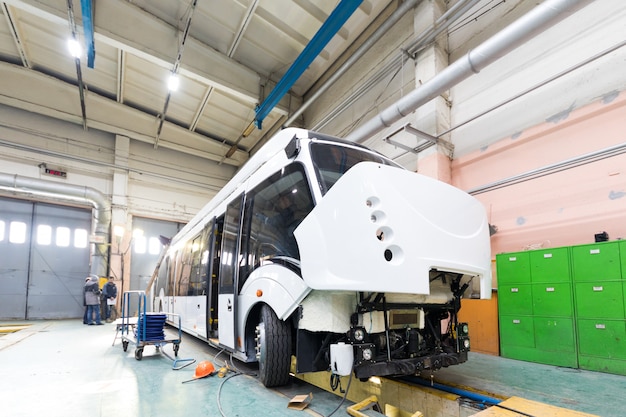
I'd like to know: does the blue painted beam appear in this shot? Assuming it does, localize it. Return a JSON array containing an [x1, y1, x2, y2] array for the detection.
[[81, 0, 95, 68], [254, 0, 363, 129]]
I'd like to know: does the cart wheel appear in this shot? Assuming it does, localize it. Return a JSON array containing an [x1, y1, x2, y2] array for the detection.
[[122, 341, 129, 352], [173, 343, 180, 357], [135, 348, 143, 361]]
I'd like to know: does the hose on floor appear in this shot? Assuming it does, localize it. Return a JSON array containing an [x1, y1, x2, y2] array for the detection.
[[213, 349, 258, 417], [323, 367, 354, 417]]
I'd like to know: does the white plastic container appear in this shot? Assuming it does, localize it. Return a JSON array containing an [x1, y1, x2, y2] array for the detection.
[[330, 342, 354, 376]]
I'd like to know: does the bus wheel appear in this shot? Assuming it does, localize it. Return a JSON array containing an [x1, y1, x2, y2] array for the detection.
[[256, 305, 291, 387]]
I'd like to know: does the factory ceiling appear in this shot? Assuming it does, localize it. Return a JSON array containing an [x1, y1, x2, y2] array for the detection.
[[0, 0, 393, 167]]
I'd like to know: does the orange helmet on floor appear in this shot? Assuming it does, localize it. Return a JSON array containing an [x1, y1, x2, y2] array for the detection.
[[193, 361, 215, 379]]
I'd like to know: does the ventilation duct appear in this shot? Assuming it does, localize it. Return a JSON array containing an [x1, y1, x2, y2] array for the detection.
[[0, 173, 110, 278]]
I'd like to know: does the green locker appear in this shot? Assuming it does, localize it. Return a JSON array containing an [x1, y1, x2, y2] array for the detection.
[[499, 315, 535, 348], [533, 317, 576, 353], [621, 240, 626, 279], [571, 241, 621, 281], [532, 283, 572, 316], [577, 319, 626, 360], [574, 282, 625, 319], [497, 242, 626, 375], [498, 284, 533, 315], [530, 247, 570, 282], [496, 252, 531, 284]]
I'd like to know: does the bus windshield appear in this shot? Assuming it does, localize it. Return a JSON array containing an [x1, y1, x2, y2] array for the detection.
[[310, 142, 402, 195]]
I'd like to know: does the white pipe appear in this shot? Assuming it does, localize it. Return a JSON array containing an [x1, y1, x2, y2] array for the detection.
[[283, 0, 421, 128], [0, 173, 111, 277], [346, 0, 594, 143]]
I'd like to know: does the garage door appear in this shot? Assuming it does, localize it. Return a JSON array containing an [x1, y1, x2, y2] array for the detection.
[[0, 198, 91, 319], [130, 217, 182, 292]]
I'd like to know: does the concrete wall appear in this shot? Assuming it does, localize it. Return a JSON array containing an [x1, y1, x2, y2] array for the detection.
[[455, 91, 626, 266], [0, 104, 236, 281], [0, 104, 234, 221]]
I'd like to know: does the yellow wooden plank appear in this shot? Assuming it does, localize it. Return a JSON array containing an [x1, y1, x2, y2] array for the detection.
[[0, 325, 31, 333], [471, 397, 600, 417]]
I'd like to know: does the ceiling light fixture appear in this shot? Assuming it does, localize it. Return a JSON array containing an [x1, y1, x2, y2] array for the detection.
[[167, 73, 180, 92], [67, 38, 81, 58]]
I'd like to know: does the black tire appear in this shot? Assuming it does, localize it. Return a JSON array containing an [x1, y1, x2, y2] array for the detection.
[[135, 348, 143, 361], [122, 341, 128, 352], [256, 305, 292, 387], [173, 343, 180, 357]]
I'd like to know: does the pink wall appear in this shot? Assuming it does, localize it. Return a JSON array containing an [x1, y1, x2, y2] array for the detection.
[[451, 91, 626, 284]]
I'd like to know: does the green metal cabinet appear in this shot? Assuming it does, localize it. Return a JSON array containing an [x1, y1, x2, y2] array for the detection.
[[533, 316, 578, 367], [532, 283, 573, 316], [499, 315, 535, 348], [497, 252, 531, 284], [577, 319, 626, 359], [529, 248, 570, 282], [497, 247, 576, 367], [571, 241, 621, 281], [498, 241, 626, 375], [571, 241, 626, 376], [498, 284, 533, 315], [574, 282, 625, 319]]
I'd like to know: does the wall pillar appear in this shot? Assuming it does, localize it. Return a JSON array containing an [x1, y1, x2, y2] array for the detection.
[[109, 135, 132, 296], [412, 0, 453, 184]]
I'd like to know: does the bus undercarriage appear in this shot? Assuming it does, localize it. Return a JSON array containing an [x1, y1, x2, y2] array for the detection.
[[294, 271, 472, 381]]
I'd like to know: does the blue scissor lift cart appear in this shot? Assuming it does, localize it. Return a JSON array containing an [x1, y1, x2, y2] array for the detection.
[[120, 291, 184, 361]]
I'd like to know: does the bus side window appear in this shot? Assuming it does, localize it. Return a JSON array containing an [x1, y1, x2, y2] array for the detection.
[[219, 196, 242, 295], [239, 163, 314, 288]]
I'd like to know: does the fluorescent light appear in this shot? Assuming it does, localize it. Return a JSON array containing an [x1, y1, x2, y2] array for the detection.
[[113, 225, 125, 238], [167, 74, 180, 91], [67, 38, 81, 58]]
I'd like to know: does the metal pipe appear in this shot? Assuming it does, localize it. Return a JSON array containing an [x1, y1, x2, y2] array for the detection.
[[402, 376, 502, 406], [0, 173, 111, 278], [283, 0, 420, 128], [346, 0, 594, 143], [467, 141, 626, 196], [312, 0, 481, 132]]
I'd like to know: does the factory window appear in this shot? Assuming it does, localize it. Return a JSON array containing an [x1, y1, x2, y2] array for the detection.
[[149, 237, 161, 255], [134, 236, 147, 254], [74, 229, 88, 248], [37, 225, 52, 245], [56, 227, 70, 247], [9, 221, 27, 244]]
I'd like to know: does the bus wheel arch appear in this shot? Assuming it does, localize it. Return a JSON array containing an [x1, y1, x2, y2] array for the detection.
[[254, 303, 292, 387]]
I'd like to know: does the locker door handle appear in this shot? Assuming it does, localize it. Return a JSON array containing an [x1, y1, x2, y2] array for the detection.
[[595, 324, 606, 329], [593, 286, 603, 292]]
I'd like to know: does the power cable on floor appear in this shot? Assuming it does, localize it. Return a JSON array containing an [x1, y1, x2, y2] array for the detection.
[[324, 368, 354, 417]]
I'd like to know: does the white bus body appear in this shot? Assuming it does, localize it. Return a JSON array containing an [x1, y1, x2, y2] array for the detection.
[[154, 128, 491, 387]]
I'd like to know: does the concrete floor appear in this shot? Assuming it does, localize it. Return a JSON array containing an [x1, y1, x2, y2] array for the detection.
[[0, 320, 623, 417], [0, 320, 356, 417], [432, 353, 626, 417]]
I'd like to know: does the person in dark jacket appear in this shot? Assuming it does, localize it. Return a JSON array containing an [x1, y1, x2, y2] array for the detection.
[[102, 277, 118, 323], [84, 275, 103, 325], [83, 277, 90, 324]]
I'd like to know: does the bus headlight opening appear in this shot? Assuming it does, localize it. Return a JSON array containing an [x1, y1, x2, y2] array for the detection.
[[362, 348, 372, 361]]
